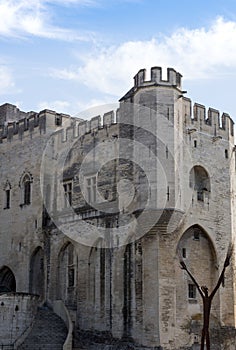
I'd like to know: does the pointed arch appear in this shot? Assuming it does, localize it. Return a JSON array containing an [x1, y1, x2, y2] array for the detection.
[[19, 171, 33, 206], [176, 224, 217, 263], [175, 225, 219, 329], [0, 266, 16, 293], [29, 246, 44, 296], [189, 166, 210, 202]]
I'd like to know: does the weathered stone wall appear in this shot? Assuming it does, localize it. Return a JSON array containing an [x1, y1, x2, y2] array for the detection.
[[0, 66, 235, 349], [0, 293, 39, 345]]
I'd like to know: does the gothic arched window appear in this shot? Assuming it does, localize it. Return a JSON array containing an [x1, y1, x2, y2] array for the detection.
[[189, 166, 210, 202], [3, 180, 11, 209], [20, 172, 33, 206]]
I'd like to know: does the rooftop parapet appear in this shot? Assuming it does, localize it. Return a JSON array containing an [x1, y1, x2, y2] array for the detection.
[[53, 110, 118, 149], [0, 107, 74, 143], [0, 103, 32, 126], [133, 67, 182, 89], [183, 97, 234, 140], [0, 107, 118, 145]]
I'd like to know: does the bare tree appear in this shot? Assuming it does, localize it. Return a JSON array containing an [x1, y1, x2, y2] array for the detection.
[[179, 244, 233, 350]]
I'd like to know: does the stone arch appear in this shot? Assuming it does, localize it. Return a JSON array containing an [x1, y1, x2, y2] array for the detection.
[[0, 266, 16, 292], [19, 171, 33, 205], [175, 225, 219, 339], [29, 246, 44, 296], [189, 165, 210, 201], [57, 242, 77, 307]]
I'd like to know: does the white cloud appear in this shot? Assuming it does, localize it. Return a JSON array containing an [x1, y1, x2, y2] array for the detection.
[[0, 0, 95, 40], [0, 66, 15, 94], [38, 100, 70, 113], [74, 99, 118, 117], [51, 17, 236, 96]]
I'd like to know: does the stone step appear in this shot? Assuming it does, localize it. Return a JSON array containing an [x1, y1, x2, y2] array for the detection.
[[17, 308, 67, 350]]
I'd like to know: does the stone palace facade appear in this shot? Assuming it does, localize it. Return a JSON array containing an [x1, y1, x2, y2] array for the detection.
[[0, 67, 236, 349]]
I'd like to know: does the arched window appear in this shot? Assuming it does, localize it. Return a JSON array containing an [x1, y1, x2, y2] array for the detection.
[[20, 172, 33, 206], [3, 180, 11, 209], [0, 266, 16, 293], [57, 242, 77, 307], [189, 166, 210, 202]]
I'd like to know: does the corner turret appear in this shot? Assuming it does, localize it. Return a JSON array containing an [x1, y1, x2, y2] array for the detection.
[[133, 67, 182, 89], [120, 66, 183, 102]]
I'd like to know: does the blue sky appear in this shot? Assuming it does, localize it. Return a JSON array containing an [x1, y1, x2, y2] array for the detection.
[[1, 0, 236, 120]]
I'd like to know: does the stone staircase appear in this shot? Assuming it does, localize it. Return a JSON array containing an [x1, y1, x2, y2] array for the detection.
[[17, 307, 68, 350]]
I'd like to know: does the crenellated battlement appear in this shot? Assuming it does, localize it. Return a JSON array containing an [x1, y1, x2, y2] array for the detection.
[[52, 110, 117, 147], [133, 66, 182, 89], [0, 104, 73, 144], [0, 103, 118, 146], [182, 97, 234, 140]]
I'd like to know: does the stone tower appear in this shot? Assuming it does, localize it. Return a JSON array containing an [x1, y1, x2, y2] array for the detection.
[[0, 67, 235, 349]]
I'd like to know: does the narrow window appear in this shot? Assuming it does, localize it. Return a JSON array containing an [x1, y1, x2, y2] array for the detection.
[[197, 191, 204, 201], [194, 140, 197, 148], [63, 181, 72, 207], [182, 248, 186, 258], [20, 174, 32, 206], [68, 268, 75, 287], [188, 284, 196, 299], [166, 145, 169, 159], [167, 186, 170, 201], [86, 175, 97, 203], [68, 244, 75, 287], [24, 179, 31, 205], [5, 189, 10, 209], [167, 107, 170, 120], [193, 230, 200, 240], [225, 149, 228, 159], [55, 115, 62, 126]]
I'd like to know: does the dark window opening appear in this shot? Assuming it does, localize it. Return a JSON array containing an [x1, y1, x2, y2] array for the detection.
[[194, 140, 197, 148], [166, 145, 169, 159], [197, 191, 204, 201], [0, 266, 16, 293], [55, 116, 62, 126], [167, 186, 170, 201], [68, 268, 75, 287], [63, 182, 72, 207], [24, 180, 31, 205], [167, 107, 170, 120], [193, 230, 200, 240], [182, 248, 186, 258], [20, 174, 32, 206], [188, 284, 196, 299], [225, 149, 228, 159], [5, 189, 10, 209], [86, 176, 97, 203], [68, 244, 75, 288], [189, 166, 210, 202]]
